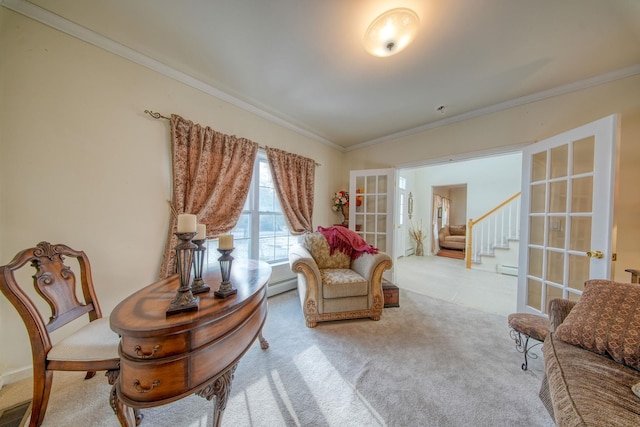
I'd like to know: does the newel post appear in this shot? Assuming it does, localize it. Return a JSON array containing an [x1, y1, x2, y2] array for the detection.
[[466, 218, 473, 269]]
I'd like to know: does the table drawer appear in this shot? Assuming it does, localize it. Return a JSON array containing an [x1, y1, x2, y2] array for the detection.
[[119, 357, 187, 403], [120, 333, 188, 360]]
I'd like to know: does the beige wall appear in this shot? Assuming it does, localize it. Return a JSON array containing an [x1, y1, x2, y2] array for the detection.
[[0, 10, 345, 379]]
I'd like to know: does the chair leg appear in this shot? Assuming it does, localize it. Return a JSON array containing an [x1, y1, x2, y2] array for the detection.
[[30, 369, 53, 427]]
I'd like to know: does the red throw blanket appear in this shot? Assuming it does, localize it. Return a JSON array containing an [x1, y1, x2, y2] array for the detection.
[[317, 226, 379, 259]]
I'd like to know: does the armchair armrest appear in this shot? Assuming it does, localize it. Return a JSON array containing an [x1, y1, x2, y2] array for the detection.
[[289, 244, 321, 283], [548, 298, 577, 332], [351, 252, 392, 283], [438, 227, 450, 242]]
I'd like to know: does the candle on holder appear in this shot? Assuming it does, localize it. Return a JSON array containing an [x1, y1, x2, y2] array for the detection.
[[177, 214, 197, 233], [218, 234, 234, 250], [195, 223, 206, 240]]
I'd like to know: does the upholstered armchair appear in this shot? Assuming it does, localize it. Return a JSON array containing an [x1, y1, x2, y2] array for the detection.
[[289, 232, 392, 328]]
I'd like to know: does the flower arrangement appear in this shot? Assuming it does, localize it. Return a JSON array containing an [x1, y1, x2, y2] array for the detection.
[[409, 220, 426, 242], [409, 220, 426, 256], [332, 189, 349, 211]]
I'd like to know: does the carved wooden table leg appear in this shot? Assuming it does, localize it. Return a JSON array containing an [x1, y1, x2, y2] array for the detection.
[[196, 364, 238, 427], [106, 370, 142, 427], [259, 329, 269, 350]]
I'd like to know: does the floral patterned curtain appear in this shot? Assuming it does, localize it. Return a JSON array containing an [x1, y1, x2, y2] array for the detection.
[[159, 114, 258, 278], [266, 147, 315, 234]]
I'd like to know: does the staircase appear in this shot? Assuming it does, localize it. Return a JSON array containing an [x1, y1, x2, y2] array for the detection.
[[466, 193, 521, 275]]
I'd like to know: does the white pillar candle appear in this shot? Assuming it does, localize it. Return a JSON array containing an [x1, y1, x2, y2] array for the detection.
[[218, 234, 234, 250], [195, 223, 206, 240], [177, 214, 197, 233]]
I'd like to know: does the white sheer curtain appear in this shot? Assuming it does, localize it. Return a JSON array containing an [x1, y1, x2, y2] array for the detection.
[[442, 197, 451, 226], [432, 195, 441, 254]]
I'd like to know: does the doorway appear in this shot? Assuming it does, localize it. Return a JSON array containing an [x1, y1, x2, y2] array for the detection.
[[432, 184, 467, 259], [396, 151, 523, 315]]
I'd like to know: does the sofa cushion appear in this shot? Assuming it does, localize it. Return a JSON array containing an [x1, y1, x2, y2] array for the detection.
[[444, 235, 465, 244], [448, 225, 466, 236], [320, 269, 368, 299], [554, 279, 640, 371], [542, 333, 640, 426], [301, 233, 350, 269]]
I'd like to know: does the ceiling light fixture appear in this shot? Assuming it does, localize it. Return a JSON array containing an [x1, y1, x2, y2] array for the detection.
[[364, 8, 420, 57]]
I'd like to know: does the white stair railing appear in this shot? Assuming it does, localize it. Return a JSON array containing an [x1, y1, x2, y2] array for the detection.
[[466, 193, 521, 268]]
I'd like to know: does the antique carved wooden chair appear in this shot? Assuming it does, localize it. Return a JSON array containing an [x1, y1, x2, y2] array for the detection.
[[0, 242, 136, 427]]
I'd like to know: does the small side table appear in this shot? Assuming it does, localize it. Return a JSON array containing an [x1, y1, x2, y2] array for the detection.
[[382, 280, 399, 308], [507, 313, 550, 371]]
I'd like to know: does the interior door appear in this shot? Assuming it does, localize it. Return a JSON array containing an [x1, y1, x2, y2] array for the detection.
[[349, 168, 396, 281], [517, 115, 618, 314]]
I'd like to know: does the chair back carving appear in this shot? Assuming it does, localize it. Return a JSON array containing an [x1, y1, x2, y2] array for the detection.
[[0, 242, 102, 354]]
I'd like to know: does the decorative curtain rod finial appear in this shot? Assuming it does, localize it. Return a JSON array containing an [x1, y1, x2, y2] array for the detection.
[[145, 110, 170, 120]]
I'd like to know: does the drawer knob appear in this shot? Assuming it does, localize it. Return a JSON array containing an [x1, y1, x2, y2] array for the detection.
[[133, 344, 161, 359], [133, 379, 160, 393]]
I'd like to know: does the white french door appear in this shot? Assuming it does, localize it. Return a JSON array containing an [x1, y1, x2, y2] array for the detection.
[[349, 168, 396, 281], [517, 115, 618, 314]]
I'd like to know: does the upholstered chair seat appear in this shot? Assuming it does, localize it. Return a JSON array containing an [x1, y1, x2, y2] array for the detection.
[[47, 317, 120, 362], [289, 231, 392, 328]]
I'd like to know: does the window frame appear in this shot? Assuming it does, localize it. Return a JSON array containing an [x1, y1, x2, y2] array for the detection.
[[207, 152, 295, 266]]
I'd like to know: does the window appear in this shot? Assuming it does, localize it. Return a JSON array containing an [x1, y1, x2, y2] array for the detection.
[[207, 153, 296, 265]]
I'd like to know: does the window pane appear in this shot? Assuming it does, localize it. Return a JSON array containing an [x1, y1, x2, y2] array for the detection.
[[569, 216, 591, 252], [550, 145, 568, 179], [571, 176, 593, 213], [530, 184, 546, 213], [527, 279, 542, 311], [528, 247, 543, 278], [549, 181, 567, 213], [259, 186, 276, 211], [573, 137, 594, 175], [259, 161, 273, 187], [532, 151, 547, 182], [547, 216, 565, 248], [546, 250, 564, 285]]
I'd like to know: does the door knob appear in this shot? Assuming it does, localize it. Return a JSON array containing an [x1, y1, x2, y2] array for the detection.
[[586, 250, 604, 259]]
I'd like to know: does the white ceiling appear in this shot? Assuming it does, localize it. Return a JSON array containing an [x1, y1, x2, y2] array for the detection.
[[10, 0, 640, 150]]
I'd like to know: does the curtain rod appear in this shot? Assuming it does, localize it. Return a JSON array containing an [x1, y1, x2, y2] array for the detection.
[[144, 110, 321, 166]]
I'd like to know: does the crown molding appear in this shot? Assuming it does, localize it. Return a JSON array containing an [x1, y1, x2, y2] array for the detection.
[[0, 0, 344, 152], [346, 64, 640, 152], [3, 0, 638, 154]]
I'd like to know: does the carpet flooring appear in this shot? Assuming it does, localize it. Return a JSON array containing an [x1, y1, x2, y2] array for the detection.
[[1, 289, 552, 427]]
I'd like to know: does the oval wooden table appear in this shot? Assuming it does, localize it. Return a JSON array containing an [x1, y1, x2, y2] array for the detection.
[[109, 259, 271, 427]]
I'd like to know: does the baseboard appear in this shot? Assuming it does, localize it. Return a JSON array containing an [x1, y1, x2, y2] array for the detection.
[[498, 265, 519, 276], [267, 278, 297, 297], [0, 366, 32, 388]]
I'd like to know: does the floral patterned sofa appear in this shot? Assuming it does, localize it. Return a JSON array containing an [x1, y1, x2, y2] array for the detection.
[[540, 279, 640, 426], [289, 232, 392, 328]]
